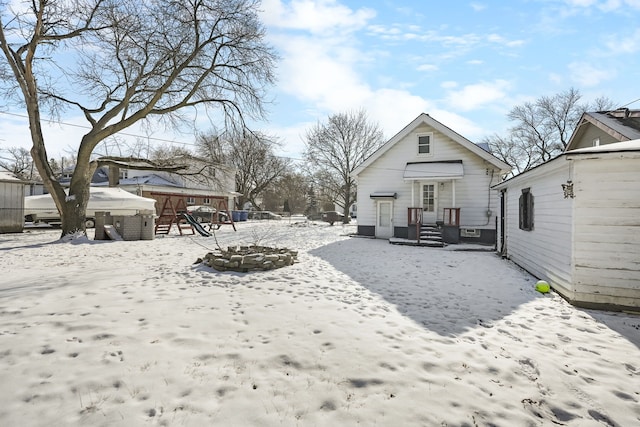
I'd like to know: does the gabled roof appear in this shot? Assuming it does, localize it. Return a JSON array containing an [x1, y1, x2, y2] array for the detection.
[[493, 138, 640, 190], [565, 108, 640, 151], [353, 113, 511, 176], [0, 170, 23, 183]]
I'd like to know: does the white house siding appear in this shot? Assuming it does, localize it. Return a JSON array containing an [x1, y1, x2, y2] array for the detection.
[[571, 157, 640, 307], [356, 125, 502, 236], [0, 179, 25, 233], [500, 160, 574, 295], [571, 125, 620, 150]]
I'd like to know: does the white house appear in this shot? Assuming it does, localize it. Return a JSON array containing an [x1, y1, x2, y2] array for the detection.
[[352, 113, 511, 245], [494, 118, 640, 310]]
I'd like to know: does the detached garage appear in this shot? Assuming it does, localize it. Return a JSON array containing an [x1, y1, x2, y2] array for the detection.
[[494, 140, 640, 310], [0, 171, 26, 233]]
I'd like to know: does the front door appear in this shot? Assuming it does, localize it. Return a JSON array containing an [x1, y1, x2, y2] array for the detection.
[[376, 200, 393, 239], [422, 183, 438, 224]]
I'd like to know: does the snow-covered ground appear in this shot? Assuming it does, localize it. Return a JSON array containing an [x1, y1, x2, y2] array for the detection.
[[1, 220, 639, 426]]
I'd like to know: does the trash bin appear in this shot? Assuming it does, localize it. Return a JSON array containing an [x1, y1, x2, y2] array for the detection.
[[232, 210, 242, 222], [239, 210, 249, 221]]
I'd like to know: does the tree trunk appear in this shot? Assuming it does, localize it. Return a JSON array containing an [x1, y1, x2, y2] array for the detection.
[[342, 182, 352, 224], [59, 139, 98, 237]]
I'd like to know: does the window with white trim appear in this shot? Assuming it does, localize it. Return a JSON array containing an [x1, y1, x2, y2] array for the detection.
[[417, 133, 432, 155], [187, 196, 196, 205]]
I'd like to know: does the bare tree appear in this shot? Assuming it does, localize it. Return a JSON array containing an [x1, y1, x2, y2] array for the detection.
[[0, 146, 39, 180], [0, 0, 276, 238], [304, 109, 385, 222], [489, 88, 616, 174], [260, 170, 309, 214], [482, 133, 535, 176], [197, 130, 289, 210]]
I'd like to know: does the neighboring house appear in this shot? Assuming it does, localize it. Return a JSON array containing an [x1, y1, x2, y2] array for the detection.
[[494, 125, 640, 310], [0, 171, 26, 233], [92, 157, 238, 217], [565, 108, 640, 151], [352, 113, 511, 245]]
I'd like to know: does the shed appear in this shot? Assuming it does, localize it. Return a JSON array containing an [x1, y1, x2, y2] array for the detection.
[[0, 171, 26, 233], [493, 139, 640, 310]]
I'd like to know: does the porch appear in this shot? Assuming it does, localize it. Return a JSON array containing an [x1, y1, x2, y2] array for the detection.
[[404, 207, 461, 247]]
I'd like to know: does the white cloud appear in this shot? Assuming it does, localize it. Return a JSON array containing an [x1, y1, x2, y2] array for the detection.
[[486, 33, 525, 48], [470, 2, 487, 12], [274, 34, 371, 109], [568, 62, 614, 86], [563, 0, 640, 10], [0, 112, 84, 159], [564, 0, 598, 6], [427, 110, 484, 140], [261, 0, 375, 34], [605, 28, 640, 54], [548, 72, 564, 85], [444, 80, 511, 111], [417, 63, 438, 72]]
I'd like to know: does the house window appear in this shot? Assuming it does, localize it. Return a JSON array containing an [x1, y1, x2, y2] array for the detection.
[[519, 188, 534, 231], [119, 169, 128, 180], [592, 138, 600, 147], [422, 184, 435, 212], [418, 133, 432, 155], [187, 196, 196, 205], [204, 198, 211, 205]]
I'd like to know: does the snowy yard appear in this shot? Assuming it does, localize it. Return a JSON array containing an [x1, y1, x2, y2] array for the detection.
[[0, 221, 638, 426]]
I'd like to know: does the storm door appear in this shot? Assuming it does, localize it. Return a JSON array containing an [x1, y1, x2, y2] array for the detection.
[[376, 200, 393, 239], [422, 183, 438, 224]]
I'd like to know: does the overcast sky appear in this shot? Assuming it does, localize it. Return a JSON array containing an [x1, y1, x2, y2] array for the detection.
[[1, 0, 639, 162]]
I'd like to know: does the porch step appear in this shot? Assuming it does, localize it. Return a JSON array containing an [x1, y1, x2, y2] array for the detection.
[[419, 224, 444, 247]]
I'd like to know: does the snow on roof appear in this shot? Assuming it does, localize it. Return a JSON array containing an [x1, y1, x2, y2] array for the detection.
[[92, 174, 181, 187], [567, 138, 640, 154], [0, 170, 22, 182]]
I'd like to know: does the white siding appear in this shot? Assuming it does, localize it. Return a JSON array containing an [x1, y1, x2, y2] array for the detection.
[[501, 162, 574, 294], [572, 157, 640, 306], [0, 181, 25, 233], [356, 125, 502, 230]]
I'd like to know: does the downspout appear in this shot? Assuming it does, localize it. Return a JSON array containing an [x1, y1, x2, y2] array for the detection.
[[500, 189, 506, 256]]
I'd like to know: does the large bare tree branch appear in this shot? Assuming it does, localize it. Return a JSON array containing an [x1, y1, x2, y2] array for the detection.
[[0, 0, 277, 237]]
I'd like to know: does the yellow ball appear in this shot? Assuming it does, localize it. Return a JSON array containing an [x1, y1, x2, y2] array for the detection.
[[535, 280, 550, 293]]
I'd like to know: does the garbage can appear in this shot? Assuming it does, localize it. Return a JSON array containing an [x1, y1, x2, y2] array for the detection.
[[239, 210, 249, 221], [232, 210, 242, 222]]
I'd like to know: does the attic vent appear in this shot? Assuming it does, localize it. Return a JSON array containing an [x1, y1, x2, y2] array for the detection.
[[461, 228, 480, 238]]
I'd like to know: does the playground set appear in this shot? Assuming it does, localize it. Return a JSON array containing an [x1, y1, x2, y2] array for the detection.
[[153, 193, 236, 237]]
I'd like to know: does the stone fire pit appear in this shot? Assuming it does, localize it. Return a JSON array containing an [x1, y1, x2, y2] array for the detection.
[[198, 245, 298, 272]]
